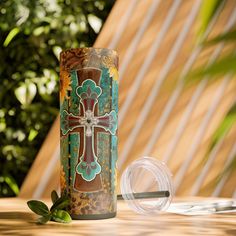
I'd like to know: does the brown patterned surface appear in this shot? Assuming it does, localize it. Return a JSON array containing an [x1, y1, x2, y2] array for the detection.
[[60, 48, 118, 72], [0, 198, 235, 236]]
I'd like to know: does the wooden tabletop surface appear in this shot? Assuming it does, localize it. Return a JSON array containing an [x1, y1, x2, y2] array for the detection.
[[0, 198, 235, 236]]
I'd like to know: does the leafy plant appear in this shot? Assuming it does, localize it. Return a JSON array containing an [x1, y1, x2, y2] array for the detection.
[[27, 190, 71, 224], [187, 0, 236, 190], [0, 0, 114, 197], [207, 103, 236, 154], [189, 0, 235, 79], [197, 0, 223, 41]]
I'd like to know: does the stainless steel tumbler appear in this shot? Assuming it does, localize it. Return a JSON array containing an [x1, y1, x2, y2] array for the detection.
[[60, 48, 118, 219]]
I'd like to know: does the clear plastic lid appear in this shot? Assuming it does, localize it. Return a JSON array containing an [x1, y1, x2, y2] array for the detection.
[[120, 157, 174, 215]]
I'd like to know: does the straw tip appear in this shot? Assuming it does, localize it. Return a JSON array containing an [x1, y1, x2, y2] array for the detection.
[[165, 191, 170, 197]]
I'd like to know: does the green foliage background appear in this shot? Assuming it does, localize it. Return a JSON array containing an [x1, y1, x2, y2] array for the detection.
[[0, 0, 114, 197]]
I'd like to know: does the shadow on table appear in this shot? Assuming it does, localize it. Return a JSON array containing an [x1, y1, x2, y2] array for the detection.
[[0, 212, 75, 236], [0, 211, 33, 220]]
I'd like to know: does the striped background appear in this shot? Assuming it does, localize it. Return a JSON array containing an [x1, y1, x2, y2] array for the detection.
[[20, 0, 236, 199]]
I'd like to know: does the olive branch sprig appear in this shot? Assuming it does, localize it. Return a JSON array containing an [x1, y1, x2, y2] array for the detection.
[[27, 190, 72, 224]]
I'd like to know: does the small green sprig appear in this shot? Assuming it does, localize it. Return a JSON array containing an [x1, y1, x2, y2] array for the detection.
[[27, 190, 72, 224]]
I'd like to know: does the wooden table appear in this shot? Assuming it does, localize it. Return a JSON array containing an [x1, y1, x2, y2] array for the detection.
[[0, 198, 235, 236]]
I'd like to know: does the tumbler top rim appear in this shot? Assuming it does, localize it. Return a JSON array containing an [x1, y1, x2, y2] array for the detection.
[[60, 47, 118, 56]]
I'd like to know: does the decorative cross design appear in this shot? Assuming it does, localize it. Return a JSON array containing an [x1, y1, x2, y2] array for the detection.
[[61, 76, 117, 192]]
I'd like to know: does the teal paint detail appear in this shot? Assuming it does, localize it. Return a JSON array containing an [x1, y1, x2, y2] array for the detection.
[[76, 159, 101, 181], [70, 133, 80, 186], [107, 110, 118, 135], [99, 67, 111, 114], [97, 132, 110, 182], [111, 135, 118, 191], [60, 96, 69, 114], [76, 79, 102, 99], [112, 79, 118, 114], [111, 69, 118, 193], [70, 70, 80, 115], [98, 66, 118, 194], [98, 67, 112, 189], [60, 110, 81, 135], [60, 110, 69, 135]]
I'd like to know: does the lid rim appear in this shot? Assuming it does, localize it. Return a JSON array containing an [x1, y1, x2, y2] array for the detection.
[[120, 157, 174, 215]]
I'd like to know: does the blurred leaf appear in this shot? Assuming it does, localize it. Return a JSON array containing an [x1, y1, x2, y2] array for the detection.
[[192, 0, 236, 194], [0, 0, 114, 197], [88, 14, 102, 33], [198, 0, 224, 41], [3, 27, 20, 47], [213, 153, 236, 189], [50, 195, 70, 211], [27, 200, 49, 216], [208, 103, 236, 153], [186, 53, 236, 84], [204, 28, 236, 46], [221, 155, 236, 175], [199, 103, 236, 190], [51, 209, 72, 223], [28, 129, 38, 141], [4, 174, 19, 195], [52, 46, 62, 60], [33, 26, 45, 36], [14, 81, 37, 105], [51, 190, 59, 204], [37, 214, 51, 224]]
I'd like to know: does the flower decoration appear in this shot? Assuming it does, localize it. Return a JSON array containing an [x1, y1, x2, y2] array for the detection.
[[60, 70, 72, 102], [102, 55, 118, 81], [109, 67, 118, 81]]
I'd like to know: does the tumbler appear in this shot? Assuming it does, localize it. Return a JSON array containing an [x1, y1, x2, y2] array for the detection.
[[60, 48, 118, 219]]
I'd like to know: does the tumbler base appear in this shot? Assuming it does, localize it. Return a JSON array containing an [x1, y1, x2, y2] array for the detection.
[[71, 212, 116, 220]]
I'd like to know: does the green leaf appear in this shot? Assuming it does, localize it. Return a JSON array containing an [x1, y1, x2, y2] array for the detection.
[[201, 103, 236, 166], [88, 14, 102, 33], [3, 27, 20, 47], [28, 129, 38, 141], [4, 174, 19, 195], [51, 190, 59, 204], [204, 28, 236, 46], [14, 81, 37, 105], [37, 214, 51, 224], [51, 209, 72, 223], [52, 46, 62, 60], [27, 200, 50, 216], [198, 0, 224, 41], [50, 195, 70, 211], [185, 53, 236, 85], [209, 103, 236, 152], [0, 0, 113, 198], [33, 26, 45, 36]]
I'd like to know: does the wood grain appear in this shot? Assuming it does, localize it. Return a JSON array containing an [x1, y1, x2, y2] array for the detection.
[[0, 198, 235, 236]]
